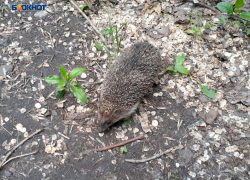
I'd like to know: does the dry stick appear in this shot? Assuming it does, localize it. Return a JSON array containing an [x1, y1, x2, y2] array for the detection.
[[97, 134, 145, 152], [1, 150, 38, 167], [125, 144, 184, 163], [0, 128, 44, 169], [184, 0, 221, 13], [0, 124, 12, 135], [69, 0, 105, 43]]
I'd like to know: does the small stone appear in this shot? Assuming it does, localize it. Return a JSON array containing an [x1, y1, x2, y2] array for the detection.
[[205, 109, 218, 124], [151, 111, 156, 116], [178, 148, 193, 166], [34, 11, 48, 18], [52, 134, 57, 140], [189, 171, 196, 178], [86, 128, 92, 132], [81, 73, 87, 78], [199, 95, 210, 103], [23, 132, 28, 137], [44, 164, 50, 169], [16, 124, 23, 131], [35, 103, 41, 109], [133, 128, 139, 133], [9, 167, 16, 173], [152, 120, 158, 127], [176, 163, 179, 167], [111, 160, 116, 164]]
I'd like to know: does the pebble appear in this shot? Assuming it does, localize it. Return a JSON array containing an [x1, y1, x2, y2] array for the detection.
[[205, 109, 218, 125], [34, 11, 48, 18]]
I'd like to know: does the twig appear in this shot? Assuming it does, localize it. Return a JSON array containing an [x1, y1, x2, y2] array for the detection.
[[0, 124, 12, 135], [69, 0, 105, 43], [97, 135, 145, 152], [58, 132, 70, 139], [0, 128, 43, 169], [184, 0, 221, 13], [93, 157, 104, 166], [125, 144, 184, 163], [1, 150, 38, 167]]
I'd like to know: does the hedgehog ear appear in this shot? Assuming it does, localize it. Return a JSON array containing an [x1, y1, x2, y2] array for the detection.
[[114, 109, 121, 115]]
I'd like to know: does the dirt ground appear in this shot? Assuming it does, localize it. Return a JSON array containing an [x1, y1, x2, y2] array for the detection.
[[0, 0, 250, 180]]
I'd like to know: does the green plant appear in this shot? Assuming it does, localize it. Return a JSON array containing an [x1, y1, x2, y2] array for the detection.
[[185, 10, 213, 39], [0, 6, 7, 17], [120, 145, 127, 154], [81, 4, 88, 11], [102, 15, 127, 61], [166, 54, 190, 76], [124, 120, 131, 125], [171, 174, 179, 179], [199, 83, 216, 99], [217, 0, 250, 35], [95, 41, 103, 51], [45, 65, 87, 103]]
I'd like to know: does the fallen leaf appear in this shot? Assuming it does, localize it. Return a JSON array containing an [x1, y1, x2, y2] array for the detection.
[[145, 3, 161, 15]]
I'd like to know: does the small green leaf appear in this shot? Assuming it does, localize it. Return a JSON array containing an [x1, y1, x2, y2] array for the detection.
[[171, 72, 177, 76], [240, 12, 250, 20], [108, 15, 112, 31], [232, 21, 241, 25], [204, 22, 210, 29], [242, 20, 247, 26], [120, 145, 127, 154], [68, 68, 86, 80], [175, 54, 186, 66], [82, 144, 87, 149], [56, 90, 65, 101], [166, 66, 174, 71], [171, 174, 179, 179], [199, 83, 216, 99], [55, 82, 66, 91], [105, 37, 111, 57], [102, 28, 110, 35], [185, 30, 193, 34], [70, 85, 87, 103], [235, 0, 244, 9], [70, 78, 77, 86], [45, 75, 65, 84], [0, 6, 7, 10], [218, 16, 227, 24], [216, 2, 233, 14], [95, 41, 103, 51], [175, 65, 190, 75], [60, 64, 67, 81], [247, 29, 250, 35], [124, 120, 131, 125], [81, 4, 88, 11], [234, 9, 241, 13]]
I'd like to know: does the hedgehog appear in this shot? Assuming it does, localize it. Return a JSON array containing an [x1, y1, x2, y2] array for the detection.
[[97, 42, 161, 132]]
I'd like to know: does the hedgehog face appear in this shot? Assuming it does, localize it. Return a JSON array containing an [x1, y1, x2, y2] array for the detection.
[[97, 101, 139, 133]]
